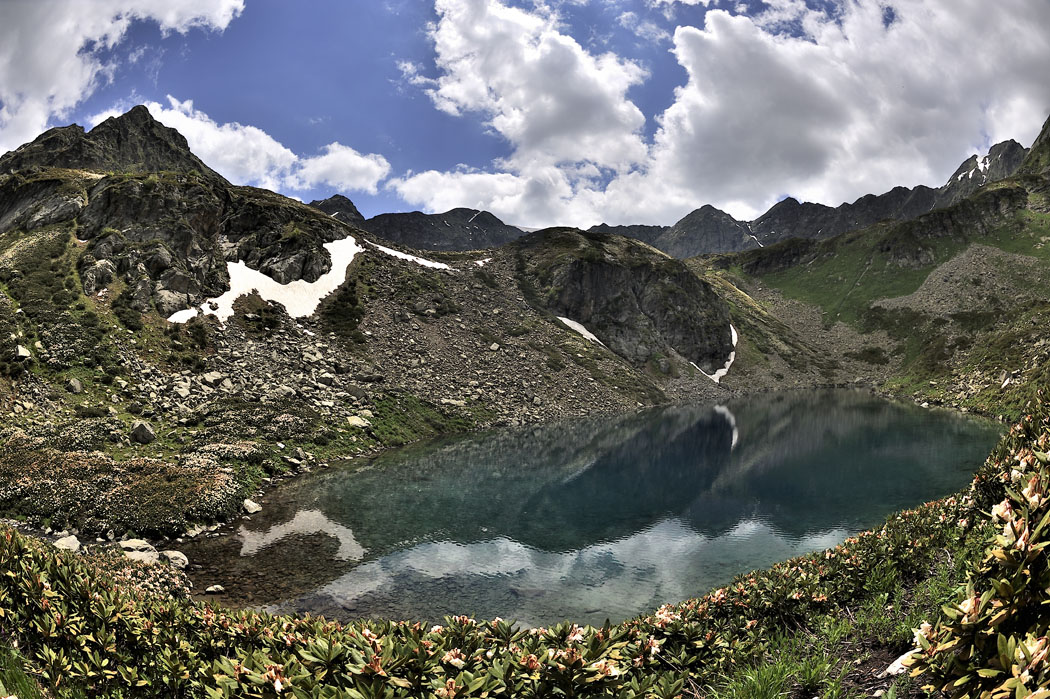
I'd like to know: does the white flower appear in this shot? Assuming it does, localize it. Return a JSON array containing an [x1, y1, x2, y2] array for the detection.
[[913, 622, 933, 645], [992, 499, 1015, 523]]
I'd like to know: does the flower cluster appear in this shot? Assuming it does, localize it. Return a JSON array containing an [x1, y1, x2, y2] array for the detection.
[[908, 398, 1050, 697]]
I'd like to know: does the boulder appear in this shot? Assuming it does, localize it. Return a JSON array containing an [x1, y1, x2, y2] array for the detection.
[[243, 498, 262, 514], [119, 539, 156, 553], [346, 415, 370, 428], [54, 535, 80, 552], [66, 378, 84, 394], [160, 550, 189, 569], [130, 420, 156, 444], [205, 584, 225, 594], [124, 550, 159, 565]]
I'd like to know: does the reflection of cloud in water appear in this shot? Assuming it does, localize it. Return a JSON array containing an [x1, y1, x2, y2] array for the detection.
[[273, 517, 847, 626], [181, 389, 1000, 625], [239, 509, 367, 561]]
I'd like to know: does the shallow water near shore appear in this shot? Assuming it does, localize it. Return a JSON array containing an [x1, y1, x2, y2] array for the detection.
[[184, 389, 1002, 627]]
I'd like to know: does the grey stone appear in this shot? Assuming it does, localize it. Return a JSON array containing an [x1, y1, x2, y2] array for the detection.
[[130, 420, 156, 444], [243, 498, 262, 514], [54, 535, 80, 552], [125, 550, 160, 565], [66, 378, 84, 394], [120, 538, 156, 553], [160, 550, 189, 569]]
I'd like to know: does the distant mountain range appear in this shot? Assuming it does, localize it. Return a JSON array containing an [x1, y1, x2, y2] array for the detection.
[[311, 138, 1029, 258]]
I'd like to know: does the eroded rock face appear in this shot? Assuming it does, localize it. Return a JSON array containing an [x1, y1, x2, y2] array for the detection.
[[1021, 114, 1050, 177], [513, 228, 733, 373]]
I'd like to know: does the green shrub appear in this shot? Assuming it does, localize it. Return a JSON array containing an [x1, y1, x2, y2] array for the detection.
[[908, 398, 1050, 697]]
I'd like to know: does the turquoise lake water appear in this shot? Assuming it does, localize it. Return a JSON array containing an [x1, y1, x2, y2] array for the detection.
[[185, 389, 1002, 626]]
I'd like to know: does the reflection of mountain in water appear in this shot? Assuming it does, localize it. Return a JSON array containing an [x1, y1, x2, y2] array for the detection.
[[182, 389, 1001, 623], [683, 390, 1002, 538]]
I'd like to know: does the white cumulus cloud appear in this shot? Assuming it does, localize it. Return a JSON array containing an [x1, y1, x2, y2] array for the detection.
[[0, 0, 244, 153], [424, 0, 649, 172], [395, 0, 1050, 227], [288, 143, 392, 195]]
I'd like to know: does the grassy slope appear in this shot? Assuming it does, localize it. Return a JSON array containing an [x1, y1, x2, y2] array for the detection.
[[731, 179, 1050, 419]]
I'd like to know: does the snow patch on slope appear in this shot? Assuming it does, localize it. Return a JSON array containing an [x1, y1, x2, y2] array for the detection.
[[167, 235, 364, 324], [558, 317, 605, 346], [691, 324, 738, 384], [366, 241, 451, 270]]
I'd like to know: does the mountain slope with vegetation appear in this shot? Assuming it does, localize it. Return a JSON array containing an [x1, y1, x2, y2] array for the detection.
[[0, 106, 737, 539]]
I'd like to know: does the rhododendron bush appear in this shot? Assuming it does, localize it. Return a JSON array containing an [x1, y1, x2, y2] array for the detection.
[[908, 405, 1050, 698]]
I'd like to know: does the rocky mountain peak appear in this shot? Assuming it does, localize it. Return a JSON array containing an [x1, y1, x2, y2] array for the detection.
[[0, 105, 223, 181], [308, 194, 366, 227], [945, 139, 1027, 186]]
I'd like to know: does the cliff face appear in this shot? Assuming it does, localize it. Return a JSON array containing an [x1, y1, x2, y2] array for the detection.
[[1021, 114, 1050, 177], [513, 228, 733, 373]]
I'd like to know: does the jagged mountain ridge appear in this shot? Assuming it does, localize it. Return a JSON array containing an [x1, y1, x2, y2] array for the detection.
[[313, 201, 527, 252], [592, 138, 1029, 258], [0, 105, 225, 183]]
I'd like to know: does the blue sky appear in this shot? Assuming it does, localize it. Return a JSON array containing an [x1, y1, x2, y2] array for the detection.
[[2, 0, 1049, 227]]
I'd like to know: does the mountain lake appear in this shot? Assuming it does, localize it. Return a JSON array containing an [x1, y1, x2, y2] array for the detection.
[[183, 388, 1003, 627]]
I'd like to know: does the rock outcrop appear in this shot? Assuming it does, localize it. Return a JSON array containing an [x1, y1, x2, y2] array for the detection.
[[512, 228, 733, 373], [1021, 114, 1050, 176], [309, 194, 366, 227], [0, 105, 224, 182]]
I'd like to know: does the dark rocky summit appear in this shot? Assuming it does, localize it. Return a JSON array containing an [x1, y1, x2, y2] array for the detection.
[[308, 194, 366, 227], [592, 205, 756, 257], [0, 105, 223, 182], [513, 228, 733, 373]]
